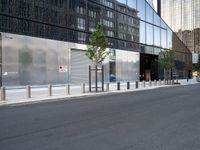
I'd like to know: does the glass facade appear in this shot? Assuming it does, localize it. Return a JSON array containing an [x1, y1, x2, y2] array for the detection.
[[0, 0, 192, 85], [161, 0, 200, 54]]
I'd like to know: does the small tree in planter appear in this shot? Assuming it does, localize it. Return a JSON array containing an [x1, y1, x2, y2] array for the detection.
[[195, 54, 200, 81], [86, 23, 109, 92], [158, 50, 175, 84], [86, 23, 109, 65]]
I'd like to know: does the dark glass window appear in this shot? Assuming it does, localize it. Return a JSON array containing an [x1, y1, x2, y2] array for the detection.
[[77, 17, 86, 30]]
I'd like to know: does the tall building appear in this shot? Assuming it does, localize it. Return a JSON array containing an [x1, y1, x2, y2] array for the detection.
[[161, 0, 200, 63], [0, 0, 192, 86]]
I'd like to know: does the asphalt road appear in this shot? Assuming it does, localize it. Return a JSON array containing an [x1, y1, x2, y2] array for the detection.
[[0, 84, 200, 150]]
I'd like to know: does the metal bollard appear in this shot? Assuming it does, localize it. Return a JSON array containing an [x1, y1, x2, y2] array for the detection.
[[117, 82, 120, 90], [127, 82, 130, 90], [26, 85, 31, 98], [143, 80, 145, 88], [135, 81, 138, 89], [106, 83, 109, 92], [81, 83, 85, 93], [66, 84, 70, 95], [48, 84, 52, 96], [159, 79, 161, 86], [149, 80, 152, 86], [1, 86, 6, 101], [154, 80, 157, 86]]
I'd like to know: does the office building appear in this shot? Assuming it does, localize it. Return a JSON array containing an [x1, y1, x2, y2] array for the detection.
[[0, 0, 192, 86], [161, 0, 200, 63]]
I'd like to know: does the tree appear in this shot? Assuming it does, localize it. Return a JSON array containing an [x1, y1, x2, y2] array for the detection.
[[158, 50, 175, 82], [86, 23, 109, 66], [195, 54, 200, 70]]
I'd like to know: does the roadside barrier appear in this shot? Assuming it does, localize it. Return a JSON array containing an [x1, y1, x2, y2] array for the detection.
[[66, 84, 70, 95], [106, 83, 109, 92], [26, 85, 31, 98], [48, 84, 52, 96], [117, 82, 120, 90], [1, 86, 6, 101], [81, 83, 85, 93], [127, 82, 130, 90]]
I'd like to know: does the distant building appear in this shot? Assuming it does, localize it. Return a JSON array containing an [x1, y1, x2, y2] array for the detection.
[[161, 0, 200, 62]]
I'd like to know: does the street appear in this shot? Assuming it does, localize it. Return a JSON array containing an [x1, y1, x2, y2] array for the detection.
[[0, 84, 200, 150]]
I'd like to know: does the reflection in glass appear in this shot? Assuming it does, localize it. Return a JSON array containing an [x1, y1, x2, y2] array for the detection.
[[167, 28, 172, 49], [127, 0, 136, 9], [161, 29, 167, 48], [146, 3, 153, 24], [154, 12, 160, 26], [140, 21, 146, 44], [117, 0, 127, 5], [137, 0, 145, 20], [116, 50, 139, 81], [154, 26, 160, 47], [146, 23, 153, 45]]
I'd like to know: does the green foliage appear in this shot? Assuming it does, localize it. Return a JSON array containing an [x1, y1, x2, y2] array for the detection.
[[158, 50, 175, 70], [195, 54, 200, 71], [86, 23, 109, 65]]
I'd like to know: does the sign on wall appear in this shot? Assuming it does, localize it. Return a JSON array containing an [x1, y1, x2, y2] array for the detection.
[[59, 65, 68, 72]]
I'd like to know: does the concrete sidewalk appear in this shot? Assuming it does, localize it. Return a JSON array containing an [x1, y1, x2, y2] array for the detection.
[[0, 78, 199, 106]]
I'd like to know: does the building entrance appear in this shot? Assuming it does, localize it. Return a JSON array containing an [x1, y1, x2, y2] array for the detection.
[[140, 53, 159, 81]]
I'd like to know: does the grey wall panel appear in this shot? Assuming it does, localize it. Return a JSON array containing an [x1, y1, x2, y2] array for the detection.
[[1, 33, 69, 86], [70, 49, 91, 85], [116, 50, 139, 82]]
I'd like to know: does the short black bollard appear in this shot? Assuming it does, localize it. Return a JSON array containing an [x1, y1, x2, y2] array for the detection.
[[159, 79, 161, 86], [149, 80, 152, 86], [81, 83, 85, 93], [117, 82, 120, 90], [106, 83, 109, 92], [154, 80, 157, 86], [66, 84, 70, 95], [143, 80, 145, 87], [1, 86, 6, 101], [26, 85, 31, 98], [48, 84, 52, 96], [135, 81, 138, 89], [127, 82, 130, 90]]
